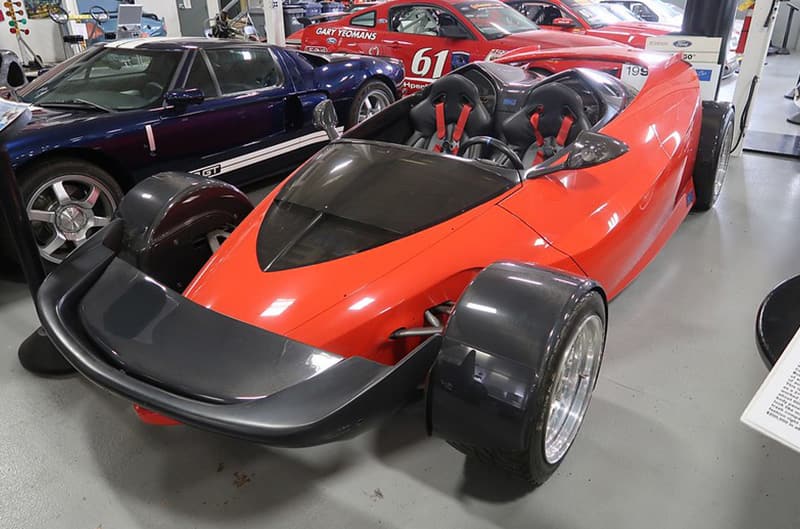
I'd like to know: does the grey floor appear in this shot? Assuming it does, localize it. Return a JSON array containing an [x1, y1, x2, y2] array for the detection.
[[3, 65, 800, 529], [719, 53, 800, 137]]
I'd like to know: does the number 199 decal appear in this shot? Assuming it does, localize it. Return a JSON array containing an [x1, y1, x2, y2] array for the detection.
[[411, 48, 450, 79]]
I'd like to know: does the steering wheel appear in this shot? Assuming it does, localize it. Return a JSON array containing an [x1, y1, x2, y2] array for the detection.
[[90, 5, 111, 24], [459, 136, 525, 170], [48, 5, 69, 24]]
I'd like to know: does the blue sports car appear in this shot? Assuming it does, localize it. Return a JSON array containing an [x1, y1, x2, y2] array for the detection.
[[2, 38, 404, 264]]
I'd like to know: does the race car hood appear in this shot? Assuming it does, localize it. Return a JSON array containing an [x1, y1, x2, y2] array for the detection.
[[184, 140, 519, 339], [594, 21, 672, 43], [494, 29, 622, 50], [598, 21, 674, 36]]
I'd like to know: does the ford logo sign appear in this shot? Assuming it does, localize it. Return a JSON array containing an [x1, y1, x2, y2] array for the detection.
[[673, 40, 692, 48], [326, 37, 337, 45]]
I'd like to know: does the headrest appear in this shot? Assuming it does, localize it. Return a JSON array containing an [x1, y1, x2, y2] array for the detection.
[[503, 81, 588, 146], [410, 75, 491, 137]]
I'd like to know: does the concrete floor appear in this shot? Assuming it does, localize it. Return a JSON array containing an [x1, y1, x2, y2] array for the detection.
[[719, 54, 800, 138], [3, 68, 800, 529]]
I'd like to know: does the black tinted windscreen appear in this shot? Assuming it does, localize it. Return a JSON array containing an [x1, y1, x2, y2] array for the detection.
[[257, 141, 516, 271]]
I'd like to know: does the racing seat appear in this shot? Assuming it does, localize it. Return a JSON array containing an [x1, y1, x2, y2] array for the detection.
[[406, 75, 492, 155], [532, 5, 562, 26], [501, 82, 591, 167]]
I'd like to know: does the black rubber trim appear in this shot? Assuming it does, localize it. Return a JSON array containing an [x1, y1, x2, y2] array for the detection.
[[35, 220, 440, 447]]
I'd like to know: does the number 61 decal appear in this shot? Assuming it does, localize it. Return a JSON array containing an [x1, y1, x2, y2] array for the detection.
[[410, 48, 450, 78]]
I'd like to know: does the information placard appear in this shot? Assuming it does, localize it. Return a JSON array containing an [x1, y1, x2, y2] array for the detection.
[[621, 36, 723, 101], [742, 327, 800, 454]]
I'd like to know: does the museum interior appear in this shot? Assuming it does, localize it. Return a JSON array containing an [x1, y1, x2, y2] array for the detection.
[[1, 0, 800, 528]]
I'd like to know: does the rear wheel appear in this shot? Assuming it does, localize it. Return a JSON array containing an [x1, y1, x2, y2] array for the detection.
[[692, 101, 735, 211], [17, 159, 123, 265], [348, 80, 395, 128]]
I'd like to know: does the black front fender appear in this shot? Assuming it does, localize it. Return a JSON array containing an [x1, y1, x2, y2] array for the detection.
[[427, 261, 607, 451]]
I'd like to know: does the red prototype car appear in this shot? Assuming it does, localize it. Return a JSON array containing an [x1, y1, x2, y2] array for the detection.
[[37, 47, 734, 485], [287, 0, 618, 92], [505, 0, 675, 47]]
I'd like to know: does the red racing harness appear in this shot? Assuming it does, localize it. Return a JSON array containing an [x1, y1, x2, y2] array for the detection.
[[528, 108, 575, 165], [433, 100, 473, 155]]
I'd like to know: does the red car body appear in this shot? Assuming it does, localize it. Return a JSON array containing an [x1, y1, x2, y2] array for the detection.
[[287, 0, 618, 91], [34, 46, 729, 477], [182, 48, 699, 371], [506, 0, 674, 48]]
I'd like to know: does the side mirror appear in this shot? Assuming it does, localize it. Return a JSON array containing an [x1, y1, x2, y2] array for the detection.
[[438, 13, 470, 39], [525, 130, 628, 179], [164, 88, 205, 107], [313, 100, 341, 140], [552, 17, 576, 28]]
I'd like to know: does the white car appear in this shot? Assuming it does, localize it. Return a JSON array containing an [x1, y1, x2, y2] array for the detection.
[[601, 0, 684, 26]]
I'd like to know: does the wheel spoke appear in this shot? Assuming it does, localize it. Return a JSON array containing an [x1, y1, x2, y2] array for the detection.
[[90, 216, 111, 228], [51, 181, 71, 205], [364, 97, 373, 112], [41, 233, 67, 255], [81, 185, 100, 208], [28, 209, 55, 224]]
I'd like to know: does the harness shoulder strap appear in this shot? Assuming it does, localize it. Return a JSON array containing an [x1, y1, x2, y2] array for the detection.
[[529, 110, 546, 165], [556, 114, 575, 148], [451, 103, 473, 155]]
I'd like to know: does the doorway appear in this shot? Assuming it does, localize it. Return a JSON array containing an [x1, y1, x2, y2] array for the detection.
[[177, 0, 210, 36]]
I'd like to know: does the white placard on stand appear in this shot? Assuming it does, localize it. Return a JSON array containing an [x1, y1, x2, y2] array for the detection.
[[620, 36, 723, 101]]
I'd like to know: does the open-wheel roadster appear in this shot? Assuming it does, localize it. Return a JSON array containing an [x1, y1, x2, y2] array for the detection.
[[35, 46, 734, 485]]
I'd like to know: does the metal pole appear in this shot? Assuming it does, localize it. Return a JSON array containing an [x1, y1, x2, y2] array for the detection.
[[0, 148, 45, 297], [682, 0, 738, 67], [776, 5, 796, 54], [732, 0, 781, 157], [0, 137, 74, 374]]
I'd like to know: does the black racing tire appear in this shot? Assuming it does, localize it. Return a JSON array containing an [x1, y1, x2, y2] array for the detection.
[[4, 159, 124, 265], [347, 80, 395, 129], [448, 291, 606, 486], [692, 101, 735, 212]]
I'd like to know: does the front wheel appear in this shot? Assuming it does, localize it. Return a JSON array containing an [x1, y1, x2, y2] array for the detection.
[[19, 159, 123, 265], [427, 262, 607, 486], [348, 80, 395, 128], [532, 292, 605, 479], [452, 292, 605, 485]]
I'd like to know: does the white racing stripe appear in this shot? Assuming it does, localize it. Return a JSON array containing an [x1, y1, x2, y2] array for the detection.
[[190, 128, 342, 178]]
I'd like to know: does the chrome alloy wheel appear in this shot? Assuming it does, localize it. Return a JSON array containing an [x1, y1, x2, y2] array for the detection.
[[26, 175, 117, 263], [712, 123, 734, 205], [356, 89, 392, 123], [544, 313, 604, 465]]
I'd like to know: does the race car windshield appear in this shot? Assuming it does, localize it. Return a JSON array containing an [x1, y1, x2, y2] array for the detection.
[[455, 2, 539, 40], [563, 2, 627, 28], [645, 0, 682, 20], [20, 48, 181, 111], [602, 3, 639, 21]]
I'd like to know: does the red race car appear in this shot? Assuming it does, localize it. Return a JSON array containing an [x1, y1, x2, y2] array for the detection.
[[508, 0, 741, 77], [505, 0, 675, 47], [287, 0, 618, 92], [37, 46, 733, 485]]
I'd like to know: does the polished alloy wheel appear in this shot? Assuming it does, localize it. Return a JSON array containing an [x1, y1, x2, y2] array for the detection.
[[26, 175, 117, 263], [207, 229, 231, 253], [544, 313, 604, 465], [713, 124, 734, 205], [356, 89, 392, 123]]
